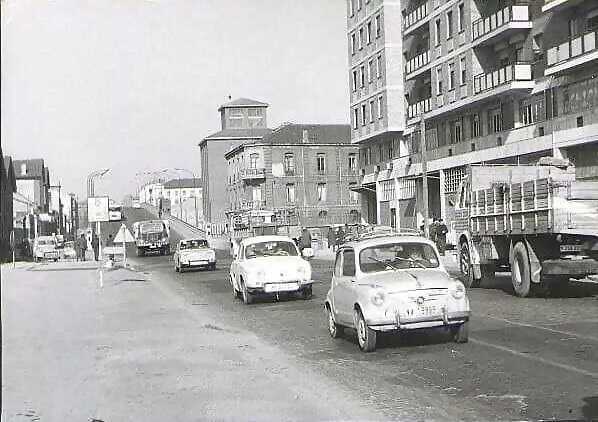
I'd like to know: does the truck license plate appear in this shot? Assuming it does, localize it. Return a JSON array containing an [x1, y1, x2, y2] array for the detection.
[[560, 244, 583, 252]]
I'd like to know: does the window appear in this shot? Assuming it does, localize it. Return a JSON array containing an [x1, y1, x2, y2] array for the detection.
[[471, 113, 480, 137], [348, 153, 357, 170], [284, 153, 295, 174], [460, 57, 466, 85], [20, 163, 27, 176], [377, 95, 383, 118], [368, 59, 374, 82], [435, 19, 441, 45], [353, 108, 359, 129], [378, 143, 384, 162], [360, 65, 365, 87], [376, 55, 382, 78], [458, 3, 464, 32], [367, 21, 372, 44], [446, 11, 453, 39], [379, 180, 395, 201], [357, 0, 362, 10], [352, 70, 358, 91], [249, 153, 259, 169], [248, 108, 262, 118], [286, 183, 295, 203], [490, 108, 502, 133], [369, 100, 375, 123], [449, 63, 455, 90], [361, 104, 367, 125], [366, 147, 371, 165], [342, 249, 356, 277], [317, 183, 327, 202], [521, 103, 534, 125], [387, 140, 394, 159], [359, 27, 364, 50], [375, 15, 381, 37], [351, 33, 356, 55], [453, 120, 462, 143], [348, 0, 354, 17], [252, 186, 262, 202], [316, 153, 326, 173], [436, 67, 443, 94], [349, 182, 359, 202]]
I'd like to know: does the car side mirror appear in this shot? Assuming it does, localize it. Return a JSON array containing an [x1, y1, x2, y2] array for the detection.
[[302, 248, 314, 259]]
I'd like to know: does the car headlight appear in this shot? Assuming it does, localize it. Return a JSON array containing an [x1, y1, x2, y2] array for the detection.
[[370, 289, 386, 306], [450, 281, 466, 299]]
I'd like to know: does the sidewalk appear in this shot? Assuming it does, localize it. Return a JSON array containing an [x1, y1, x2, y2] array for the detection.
[[1, 260, 384, 421]]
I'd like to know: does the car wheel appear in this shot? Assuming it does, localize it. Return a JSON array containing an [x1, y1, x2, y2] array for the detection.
[[210, 263, 216, 271], [230, 277, 240, 299], [175, 261, 179, 272], [460, 241, 480, 288], [511, 242, 532, 297], [242, 280, 253, 305], [453, 321, 469, 343], [326, 305, 343, 339], [355, 308, 376, 352]]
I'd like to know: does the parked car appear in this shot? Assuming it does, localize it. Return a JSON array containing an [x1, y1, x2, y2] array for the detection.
[[229, 235, 314, 304], [33, 236, 59, 262], [60, 241, 77, 260], [174, 238, 216, 272], [325, 233, 470, 352]]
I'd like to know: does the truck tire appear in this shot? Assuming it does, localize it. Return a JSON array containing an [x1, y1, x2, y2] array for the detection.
[[459, 242, 480, 288], [511, 242, 532, 297]]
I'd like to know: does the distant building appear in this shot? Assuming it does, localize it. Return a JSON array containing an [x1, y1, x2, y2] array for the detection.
[[1, 149, 17, 259], [199, 98, 272, 224], [225, 123, 360, 229], [162, 178, 203, 224], [12, 159, 51, 213], [139, 181, 164, 207]]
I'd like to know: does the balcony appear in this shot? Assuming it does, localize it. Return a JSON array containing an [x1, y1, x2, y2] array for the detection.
[[240, 167, 266, 181], [472, 6, 531, 47], [407, 98, 432, 119], [403, 2, 429, 31], [545, 30, 598, 76], [241, 200, 267, 211], [405, 50, 430, 75], [473, 63, 533, 95], [542, 0, 584, 13]]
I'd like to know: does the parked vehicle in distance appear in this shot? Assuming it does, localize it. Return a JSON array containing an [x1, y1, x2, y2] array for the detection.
[[325, 233, 470, 352], [108, 204, 123, 221], [33, 236, 59, 262], [174, 238, 216, 272], [229, 235, 314, 304], [61, 241, 77, 260], [133, 220, 170, 256]]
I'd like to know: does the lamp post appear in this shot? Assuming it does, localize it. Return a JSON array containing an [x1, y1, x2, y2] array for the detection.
[[86, 168, 110, 262], [420, 113, 429, 238], [174, 168, 199, 227]]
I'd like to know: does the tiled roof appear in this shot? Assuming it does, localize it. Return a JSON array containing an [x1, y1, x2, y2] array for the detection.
[[163, 178, 202, 189], [262, 123, 351, 145], [218, 98, 268, 111], [12, 158, 45, 179], [201, 128, 273, 143]]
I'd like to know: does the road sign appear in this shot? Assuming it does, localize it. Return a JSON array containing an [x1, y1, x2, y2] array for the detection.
[[113, 224, 135, 243], [88, 196, 109, 222]]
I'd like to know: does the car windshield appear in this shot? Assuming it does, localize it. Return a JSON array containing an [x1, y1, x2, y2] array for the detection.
[[244, 241, 298, 259], [38, 238, 56, 246], [359, 242, 439, 273], [180, 239, 208, 250]]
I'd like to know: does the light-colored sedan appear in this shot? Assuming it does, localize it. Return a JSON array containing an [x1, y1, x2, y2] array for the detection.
[[325, 234, 470, 352], [174, 238, 216, 272], [33, 236, 59, 262], [229, 235, 314, 304]]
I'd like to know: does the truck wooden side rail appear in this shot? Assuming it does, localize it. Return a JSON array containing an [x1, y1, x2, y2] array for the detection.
[[454, 164, 598, 297]]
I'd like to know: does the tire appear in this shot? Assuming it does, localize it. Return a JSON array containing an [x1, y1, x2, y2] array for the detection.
[[355, 308, 376, 352], [231, 277, 240, 299], [175, 261, 180, 272], [459, 242, 480, 288], [326, 305, 343, 338], [210, 263, 216, 271], [453, 321, 469, 343], [300, 285, 313, 300], [511, 242, 532, 297], [241, 280, 254, 305]]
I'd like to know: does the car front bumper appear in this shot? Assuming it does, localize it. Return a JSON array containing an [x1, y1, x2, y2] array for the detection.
[[181, 260, 216, 268], [247, 280, 313, 294], [367, 310, 471, 332]]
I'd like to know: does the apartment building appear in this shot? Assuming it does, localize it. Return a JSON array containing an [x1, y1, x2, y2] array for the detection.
[[1, 150, 17, 260], [224, 124, 360, 229], [346, 0, 598, 229], [199, 98, 272, 224]]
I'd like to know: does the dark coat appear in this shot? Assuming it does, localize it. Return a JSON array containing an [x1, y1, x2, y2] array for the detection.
[[300, 230, 312, 248]]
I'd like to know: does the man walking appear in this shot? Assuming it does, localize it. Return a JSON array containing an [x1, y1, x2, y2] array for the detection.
[[436, 219, 448, 256], [91, 233, 100, 261], [299, 227, 312, 253], [327, 227, 336, 251], [78, 234, 87, 261], [336, 226, 345, 248]]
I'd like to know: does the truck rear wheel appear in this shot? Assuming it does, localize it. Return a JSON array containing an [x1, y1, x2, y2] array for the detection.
[[460, 242, 480, 288], [511, 242, 532, 297]]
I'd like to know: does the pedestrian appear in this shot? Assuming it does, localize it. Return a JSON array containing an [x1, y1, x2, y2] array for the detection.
[[91, 233, 100, 261], [78, 233, 87, 261], [327, 227, 336, 251], [437, 218, 448, 256], [299, 227, 312, 253], [336, 226, 345, 247], [429, 218, 439, 244]]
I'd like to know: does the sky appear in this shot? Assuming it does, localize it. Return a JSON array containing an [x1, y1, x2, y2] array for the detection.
[[1, 0, 350, 201]]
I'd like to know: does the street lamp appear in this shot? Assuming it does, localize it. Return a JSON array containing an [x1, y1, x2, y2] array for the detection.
[[86, 168, 110, 198]]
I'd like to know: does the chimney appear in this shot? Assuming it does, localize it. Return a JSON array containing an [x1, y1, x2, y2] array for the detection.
[[302, 129, 309, 143]]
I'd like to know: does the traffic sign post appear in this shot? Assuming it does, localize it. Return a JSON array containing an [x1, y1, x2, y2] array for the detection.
[[113, 223, 135, 267]]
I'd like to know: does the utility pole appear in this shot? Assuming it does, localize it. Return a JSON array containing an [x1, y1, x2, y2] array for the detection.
[[420, 113, 429, 238]]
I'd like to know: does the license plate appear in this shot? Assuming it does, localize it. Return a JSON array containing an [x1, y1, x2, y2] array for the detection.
[[264, 282, 298, 293], [417, 305, 438, 317], [560, 244, 583, 252], [45, 252, 57, 258], [191, 260, 208, 266]]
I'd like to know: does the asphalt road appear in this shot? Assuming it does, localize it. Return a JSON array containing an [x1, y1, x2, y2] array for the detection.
[[122, 207, 598, 421]]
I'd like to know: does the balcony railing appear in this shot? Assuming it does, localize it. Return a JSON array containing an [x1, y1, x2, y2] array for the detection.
[[472, 5, 529, 41], [473, 62, 532, 95], [241, 200, 267, 210], [546, 30, 597, 67], [404, 2, 428, 30], [405, 50, 430, 74], [407, 98, 432, 119], [240, 167, 266, 180]]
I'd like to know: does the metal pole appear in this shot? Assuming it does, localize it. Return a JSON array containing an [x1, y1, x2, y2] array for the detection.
[[420, 114, 429, 238]]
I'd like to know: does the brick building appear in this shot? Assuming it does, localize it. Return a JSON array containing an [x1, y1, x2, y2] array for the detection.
[[224, 123, 360, 229], [346, 0, 598, 230]]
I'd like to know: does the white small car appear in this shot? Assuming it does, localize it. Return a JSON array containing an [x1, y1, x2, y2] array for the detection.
[[33, 236, 59, 262], [229, 235, 314, 304], [325, 234, 470, 352], [174, 238, 216, 272]]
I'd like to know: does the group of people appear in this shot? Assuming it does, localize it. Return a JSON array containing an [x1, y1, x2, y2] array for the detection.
[[327, 225, 349, 251], [422, 218, 448, 256], [75, 232, 113, 261]]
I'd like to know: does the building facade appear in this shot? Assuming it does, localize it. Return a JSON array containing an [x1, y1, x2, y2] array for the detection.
[[162, 178, 203, 224], [225, 124, 361, 229], [346, 0, 598, 229], [1, 150, 17, 260], [199, 98, 272, 224]]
